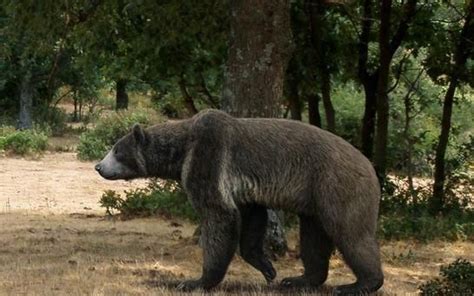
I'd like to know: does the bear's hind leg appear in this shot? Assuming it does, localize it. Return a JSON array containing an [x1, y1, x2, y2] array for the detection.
[[177, 209, 240, 291], [240, 204, 276, 283], [333, 235, 384, 295], [281, 215, 334, 288]]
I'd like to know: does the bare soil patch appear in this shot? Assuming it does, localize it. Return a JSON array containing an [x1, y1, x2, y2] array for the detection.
[[0, 152, 146, 214], [0, 153, 472, 295]]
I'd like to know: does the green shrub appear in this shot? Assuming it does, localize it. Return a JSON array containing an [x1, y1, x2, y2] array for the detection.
[[77, 109, 160, 160], [378, 212, 474, 241], [377, 173, 474, 241], [0, 127, 48, 155], [419, 259, 474, 295], [99, 180, 197, 221], [34, 106, 68, 136]]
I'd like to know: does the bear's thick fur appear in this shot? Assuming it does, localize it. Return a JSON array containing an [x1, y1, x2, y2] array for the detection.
[[95, 109, 384, 294]]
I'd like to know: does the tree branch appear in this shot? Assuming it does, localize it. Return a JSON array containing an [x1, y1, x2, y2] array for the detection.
[[197, 73, 220, 108], [387, 50, 412, 94], [178, 75, 199, 115], [388, 0, 418, 57]]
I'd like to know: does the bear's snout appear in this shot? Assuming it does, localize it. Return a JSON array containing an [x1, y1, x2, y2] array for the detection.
[[95, 164, 102, 172]]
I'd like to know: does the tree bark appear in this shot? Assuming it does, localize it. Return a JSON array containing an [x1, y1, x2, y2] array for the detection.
[[431, 5, 473, 214], [285, 59, 302, 121], [288, 93, 302, 120], [403, 90, 415, 200], [308, 94, 322, 128], [222, 0, 292, 118], [18, 73, 34, 130], [321, 70, 335, 132], [358, 0, 375, 158], [115, 79, 129, 110], [431, 81, 458, 213], [361, 75, 378, 158], [222, 0, 293, 256], [373, 0, 392, 178]]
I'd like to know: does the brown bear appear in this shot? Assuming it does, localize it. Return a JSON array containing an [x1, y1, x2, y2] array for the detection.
[[95, 109, 384, 295]]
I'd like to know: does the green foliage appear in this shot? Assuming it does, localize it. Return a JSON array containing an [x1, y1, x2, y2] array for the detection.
[[378, 212, 474, 242], [77, 109, 159, 160], [34, 106, 68, 136], [419, 259, 474, 295], [99, 180, 197, 221], [0, 126, 48, 155]]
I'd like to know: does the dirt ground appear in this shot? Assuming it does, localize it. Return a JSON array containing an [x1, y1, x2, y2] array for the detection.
[[0, 152, 146, 214], [0, 153, 473, 295]]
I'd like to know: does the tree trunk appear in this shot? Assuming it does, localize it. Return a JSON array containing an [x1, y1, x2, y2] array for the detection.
[[115, 79, 129, 110], [431, 4, 473, 214], [287, 78, 302, 121], [360, 75, 378, 158], [403, 92, 415, 200], [308, 94, 322, 128], [73, 94, 79, 122], [18, 73, 34, 130], [321, 70, 335, 132], [358, 0, 417, 160], [431, 81, 458, 213], [288, 97, 302, 121], [373, 0, 392, 178], [307, 0, 336, 133], [222, 0, 292, 118], [222, 0, 293, 256]]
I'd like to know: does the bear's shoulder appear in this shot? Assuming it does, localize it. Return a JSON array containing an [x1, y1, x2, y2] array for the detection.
[[191, 109, 236, 130]]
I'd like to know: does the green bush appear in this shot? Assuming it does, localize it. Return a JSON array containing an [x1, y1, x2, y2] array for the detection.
[[100, 180, 197, 221], [378, 212, 474, 241], [419, 259, 474, 295], [77, 109, 160, 160], [378, 175, 474, 241], [0, 127, 48, 155], [34, 106, 68, 136]]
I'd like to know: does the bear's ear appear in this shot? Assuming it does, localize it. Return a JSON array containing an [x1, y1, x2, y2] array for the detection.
[[132, 124, 147, 145]]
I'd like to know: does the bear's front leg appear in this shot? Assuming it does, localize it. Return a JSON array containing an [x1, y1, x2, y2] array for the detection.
[[177, 208, 240, 291]]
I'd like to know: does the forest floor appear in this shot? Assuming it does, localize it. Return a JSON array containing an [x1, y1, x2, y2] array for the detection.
[[0, 152, 473, 295]]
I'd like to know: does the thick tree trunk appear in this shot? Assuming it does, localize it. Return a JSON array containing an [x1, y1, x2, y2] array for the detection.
[[373, 0, 392, 178], [222, 0, 292, 256], [115, 79, 129, 110], [431, 5, 473, 214], [18, 73, 34, 130], [308, 94, 322, 127], [222, 0, 292, 118]]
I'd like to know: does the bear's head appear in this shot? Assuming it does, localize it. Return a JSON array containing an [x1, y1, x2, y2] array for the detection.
[[95, 124, 148, 181]]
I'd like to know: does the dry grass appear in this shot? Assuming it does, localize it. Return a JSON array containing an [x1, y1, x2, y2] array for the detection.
[[0, 212, 472, 295]]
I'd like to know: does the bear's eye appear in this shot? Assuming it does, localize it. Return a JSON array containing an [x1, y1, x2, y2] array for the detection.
[[114, 148, 119, 155]]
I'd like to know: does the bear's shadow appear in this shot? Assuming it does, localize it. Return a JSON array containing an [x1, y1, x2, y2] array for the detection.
[[144, 276, 335, 295]]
